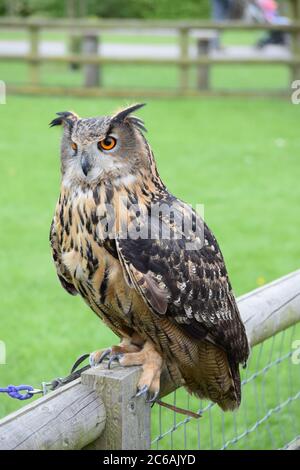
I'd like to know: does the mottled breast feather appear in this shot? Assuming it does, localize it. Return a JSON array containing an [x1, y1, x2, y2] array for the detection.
[[50, 218, 78, 296]]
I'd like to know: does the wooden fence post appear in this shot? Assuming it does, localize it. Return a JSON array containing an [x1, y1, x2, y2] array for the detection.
[[82, 365, 151, 450], [194, 31, 216, 90], [196, 38, 210, 90], [82, 33, 100, 87], [179, 27, 189, 94], [29, 25, 39, 86]]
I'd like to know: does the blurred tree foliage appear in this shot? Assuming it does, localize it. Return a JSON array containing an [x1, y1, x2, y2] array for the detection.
[[0, 0, 210, 18], [0, 0, 65, 16], [90, 0, 210, 19]]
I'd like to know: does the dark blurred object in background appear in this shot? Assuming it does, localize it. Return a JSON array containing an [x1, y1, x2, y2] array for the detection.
[[246, 1, 289, 48], [229, 0, 247, 19], [211, 0, 247, 49], [211, 0, 231, 49], [211, 0, 246, 21], [211, 0, 232, 21]]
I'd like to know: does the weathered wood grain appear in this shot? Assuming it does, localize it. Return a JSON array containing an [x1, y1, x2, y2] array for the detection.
[[285, 436, 300, 450], [0, 379, 105, 450], [239, 269, 300, 347], [82, 366, 150, 450]]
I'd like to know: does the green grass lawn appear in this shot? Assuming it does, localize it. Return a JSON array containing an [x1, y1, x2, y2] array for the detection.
[[0, 46, 300, 449]]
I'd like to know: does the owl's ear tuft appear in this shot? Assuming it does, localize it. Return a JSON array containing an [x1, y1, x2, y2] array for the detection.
[[49, 111, 78, 128], [128, 116, 147, 133], [111, 103, 146, 124], [49, 116, 63, 128]]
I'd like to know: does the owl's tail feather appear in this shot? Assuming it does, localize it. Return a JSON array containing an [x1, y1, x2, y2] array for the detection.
[[216, 376, 240, 411], [221, 359, 242, 410], [182, 341, 242, 412], [211, 357, 242, 411]]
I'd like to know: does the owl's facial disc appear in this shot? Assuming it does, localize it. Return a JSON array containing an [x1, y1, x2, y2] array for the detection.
[[78, 135, 118, 177], [64, 128, 132, 186], [57, 105, 148, 188]]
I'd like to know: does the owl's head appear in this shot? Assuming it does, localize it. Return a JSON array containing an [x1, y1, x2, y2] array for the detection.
[[50, 103, 152, 188]]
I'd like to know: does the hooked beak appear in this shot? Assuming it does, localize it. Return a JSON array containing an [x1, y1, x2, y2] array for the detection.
[[81, 152, 92, 176]]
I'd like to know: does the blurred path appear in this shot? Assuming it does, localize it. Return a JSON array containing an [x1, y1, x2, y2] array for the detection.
[[0, 40, 291, 59]]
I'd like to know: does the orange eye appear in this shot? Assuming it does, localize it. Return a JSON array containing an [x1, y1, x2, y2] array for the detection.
[[98, 136, 117, 151], [71, 142, 77, 153]]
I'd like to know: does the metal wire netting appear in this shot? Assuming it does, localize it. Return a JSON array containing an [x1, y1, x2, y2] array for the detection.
[[151, 323, 300, 450]]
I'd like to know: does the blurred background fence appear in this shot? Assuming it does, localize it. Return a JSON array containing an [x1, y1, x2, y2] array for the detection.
[[0, 0, 300, 96]]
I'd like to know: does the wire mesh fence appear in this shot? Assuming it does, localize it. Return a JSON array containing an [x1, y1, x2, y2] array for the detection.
[[151, 322, 300, 450]]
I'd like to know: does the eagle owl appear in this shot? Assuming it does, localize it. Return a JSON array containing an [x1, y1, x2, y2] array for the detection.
[[50, 104, 249, 410]]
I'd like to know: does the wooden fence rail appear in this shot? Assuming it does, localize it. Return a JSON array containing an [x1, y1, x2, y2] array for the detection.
[[0, 269, 299, 450], [0, 1, 300, 97]]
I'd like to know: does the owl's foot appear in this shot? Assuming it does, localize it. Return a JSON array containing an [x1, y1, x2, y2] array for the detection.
[[89, 338, 162, 402], [117, 340, 163, 402], [89, 337, 141, 367]]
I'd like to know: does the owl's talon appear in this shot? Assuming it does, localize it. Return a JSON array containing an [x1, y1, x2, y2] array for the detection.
[[107, 353, 124, 369], [99, 348, 112, 364], [135, 384, 149, 398], [89, 348, 112, 367], [146, 391, 159, 403], [89, 354, 96, 368]]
